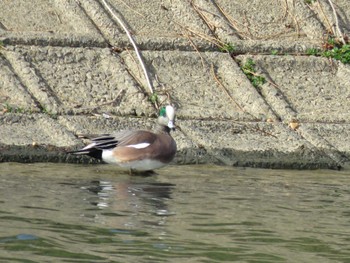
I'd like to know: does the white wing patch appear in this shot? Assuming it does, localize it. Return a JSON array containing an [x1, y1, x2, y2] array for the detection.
[[82, 142, 96, 150], [126, 142, 150, 149]]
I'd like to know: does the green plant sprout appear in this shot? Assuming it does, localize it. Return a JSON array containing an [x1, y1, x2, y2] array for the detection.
[[306, 44, 350, 64], [306, 48, 319, 56], [322, 44, 350, 64], [219, 43, 235, 54], [240, 58, 266, 90], [149, 92, 158, 105], [304, 0, 316, 4], [2, 103, 26, 113]]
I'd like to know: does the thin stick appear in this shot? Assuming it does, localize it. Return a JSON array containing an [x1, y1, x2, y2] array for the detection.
[[118, 0, 146, 18], [173, 19, 223, 47], [100, 0, 154, 95], [190, 1, 216, 33], [327, 0, 346, 45], [210, 64, 245, 112], [215, 2, 252, 39], [316, 0, 334, 35], [185, 34, 207, 69], [282, 0, 288, 20], [74, 89, 125, 112]]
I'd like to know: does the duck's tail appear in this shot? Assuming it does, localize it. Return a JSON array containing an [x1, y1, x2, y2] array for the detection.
[[67, 147, 103, 160]]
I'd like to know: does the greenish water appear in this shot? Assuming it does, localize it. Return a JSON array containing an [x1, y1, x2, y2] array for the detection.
[[0, 163, 350, 262]]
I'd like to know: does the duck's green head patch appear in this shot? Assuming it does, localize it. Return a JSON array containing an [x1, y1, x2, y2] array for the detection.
[[159, 106, 166, 117]]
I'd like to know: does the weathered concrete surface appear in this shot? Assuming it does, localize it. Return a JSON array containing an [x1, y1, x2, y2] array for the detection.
[[0, 0, 349, 169]]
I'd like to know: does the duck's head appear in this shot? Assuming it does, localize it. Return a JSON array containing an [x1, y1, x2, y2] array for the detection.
[[158, 105, 176, 130]]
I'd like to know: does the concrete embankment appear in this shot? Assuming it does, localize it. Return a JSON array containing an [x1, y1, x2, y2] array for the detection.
[[0, 0, 349, 169]]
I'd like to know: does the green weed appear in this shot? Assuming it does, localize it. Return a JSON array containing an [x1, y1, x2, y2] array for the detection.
[[240, 58, 266, 90], [322, 44, 350, 64], [306, 42, 350, 64], [306, 48, 319, 56], [2, 103, 26, 113], [42, 107, 58, 119], [304, 0, 316, 4], [219, 43, 235, 54], [149, 92, 158, 104]]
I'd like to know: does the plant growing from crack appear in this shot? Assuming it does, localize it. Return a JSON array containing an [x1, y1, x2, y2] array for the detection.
[[240, 58, 266, 91], [306, 48, 319, 56], [219, 43, 235, 54], [41, 107, 58, 119], [149, 92, 159, 105], [1, 103, 26, 114], [306, 36, 350, 64], [322, 44, 350, 64]]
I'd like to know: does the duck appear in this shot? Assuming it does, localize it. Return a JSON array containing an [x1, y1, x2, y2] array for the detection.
[[68, 105, 177, 172]]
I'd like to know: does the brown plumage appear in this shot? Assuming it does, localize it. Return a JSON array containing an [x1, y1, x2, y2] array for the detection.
[[68, 105, 177, 171]]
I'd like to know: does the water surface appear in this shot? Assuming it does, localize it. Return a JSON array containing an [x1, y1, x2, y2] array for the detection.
[[1, 163, 350, 262]]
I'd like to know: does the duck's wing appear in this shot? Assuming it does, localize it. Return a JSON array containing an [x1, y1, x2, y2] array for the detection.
[[69, 130, 156, 154], [112, 130, 157, 148]]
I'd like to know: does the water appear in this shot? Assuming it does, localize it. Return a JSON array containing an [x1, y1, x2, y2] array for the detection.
[[1, 163, 350, 263]]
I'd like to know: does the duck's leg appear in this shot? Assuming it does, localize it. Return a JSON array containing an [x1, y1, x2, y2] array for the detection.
[[129, 169, 157, 176]]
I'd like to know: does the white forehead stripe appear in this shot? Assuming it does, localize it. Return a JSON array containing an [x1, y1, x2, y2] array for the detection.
[[166, 105, 175, 120], [126, 143, 150, 149]]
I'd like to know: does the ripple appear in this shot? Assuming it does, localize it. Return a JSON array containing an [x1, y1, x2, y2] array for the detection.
[[1, 163, 350, 262]]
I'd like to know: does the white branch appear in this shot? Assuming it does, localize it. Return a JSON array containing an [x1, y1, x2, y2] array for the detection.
[[327, 0, 346, 45], [101, 0, 154, 94]]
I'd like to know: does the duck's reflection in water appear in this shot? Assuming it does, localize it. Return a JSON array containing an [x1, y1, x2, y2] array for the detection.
[[83, 178, 176, 229]]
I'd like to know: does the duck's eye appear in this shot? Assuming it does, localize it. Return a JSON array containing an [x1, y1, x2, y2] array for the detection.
[[159, 107, 166, 117]]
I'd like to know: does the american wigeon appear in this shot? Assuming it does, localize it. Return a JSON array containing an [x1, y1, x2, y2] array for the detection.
[[69, 105, 177, 171]]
